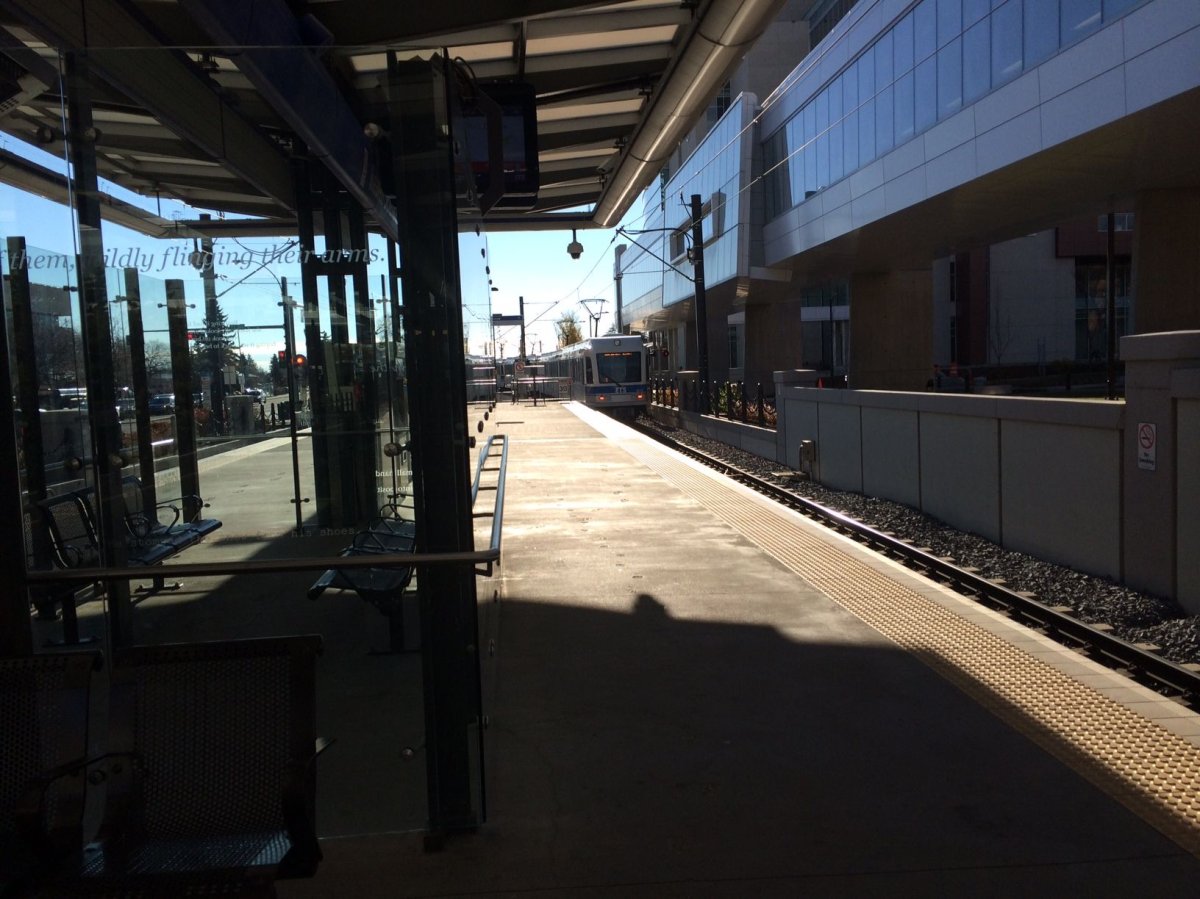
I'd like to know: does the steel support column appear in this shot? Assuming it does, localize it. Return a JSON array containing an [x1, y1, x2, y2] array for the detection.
[[165, 280, 201, 525], [121, 268, 157, 510], [0, 244, 33, 655], [66, 51, 133, 648], [389, 53, 482, 838]]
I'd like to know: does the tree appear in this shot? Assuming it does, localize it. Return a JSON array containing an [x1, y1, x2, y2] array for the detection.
[[555, 310, 583, 348], [190, 299, 239, 390]]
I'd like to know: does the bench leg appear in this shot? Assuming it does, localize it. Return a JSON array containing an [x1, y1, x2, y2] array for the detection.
[[136, 574, 182, 593]]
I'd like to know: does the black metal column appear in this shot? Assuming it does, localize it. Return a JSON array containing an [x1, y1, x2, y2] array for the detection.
[[0, 250, 33, 656], [165, 280, 200, 523], [389, 53, 482, 838], [7, 238, 51, 615], [122, 268, 158, 511], [66, 51, 132, 647], [347, 202, 379, 521], [293, 159, 333, 527]]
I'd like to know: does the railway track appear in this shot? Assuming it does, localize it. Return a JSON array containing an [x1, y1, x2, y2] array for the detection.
[[631, 419, 1200, 711]]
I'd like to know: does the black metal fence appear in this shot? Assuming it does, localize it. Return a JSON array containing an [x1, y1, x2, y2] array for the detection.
[[650, 377, 777, 429]]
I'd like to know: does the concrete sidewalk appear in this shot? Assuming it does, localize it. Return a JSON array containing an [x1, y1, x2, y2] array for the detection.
[[278, 402, 1200, 898]]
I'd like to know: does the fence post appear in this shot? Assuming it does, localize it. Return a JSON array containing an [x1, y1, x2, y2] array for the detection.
[[756, 383, 764, 426]]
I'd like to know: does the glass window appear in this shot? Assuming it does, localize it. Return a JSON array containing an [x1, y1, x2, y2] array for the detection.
[[964, 0, 990, 26], [1103, 0, 1140, 16], [804, 102, 817, 145], [938, 0, 962, 47], [859, 97, 876, 164], [858, 51, 875, 102], [875, 31, 894, 88], [816, 133, 829, 190], [816, 89, 829, 133], [843, 69, 858, 113], [1062, 0, 1102, 41], [915, 0, 937, 61], [963, 18, 990, 103], [1025, 0, 1059, 67], [894, 12, 915, 74], [829, 76, 843, 121], [938, 38, 963, 118], [915, 56, 938, 132], [763, 131, 790, 219], [876, 86, 894, 155], [804, 138, 817, 196], [992, 0, 1023, 86], [830, 121, 844, 183], [895, 71, 916, 143], [844, 109, 860, 173]]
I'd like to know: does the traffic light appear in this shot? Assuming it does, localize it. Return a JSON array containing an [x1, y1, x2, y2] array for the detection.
[[277, 349, 287, 363], [187, 331, 197, 341], [293, 354, 307, 367]]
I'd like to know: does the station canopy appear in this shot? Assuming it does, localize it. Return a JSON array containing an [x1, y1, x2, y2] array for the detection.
[[0, 0, 788, 237]]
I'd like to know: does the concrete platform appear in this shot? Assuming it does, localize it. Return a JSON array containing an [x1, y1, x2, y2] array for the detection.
[[271, 402, 1200, 898], [38, 402, 1200, 895]]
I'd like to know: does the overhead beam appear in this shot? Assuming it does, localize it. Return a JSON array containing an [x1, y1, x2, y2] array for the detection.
[[178, 0, 398, 241], [0, 145, 205, 237], [0, 0, 295, 209]]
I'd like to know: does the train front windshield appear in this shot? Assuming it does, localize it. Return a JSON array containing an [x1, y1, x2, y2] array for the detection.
[[596, 352, 642, 384]]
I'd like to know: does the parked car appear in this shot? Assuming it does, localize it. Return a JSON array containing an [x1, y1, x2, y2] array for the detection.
[[149, 393, 175, 415], [244, 387, 264, 402]]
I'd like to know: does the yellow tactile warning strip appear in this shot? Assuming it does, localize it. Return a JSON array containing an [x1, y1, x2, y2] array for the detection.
[[577, 408, 1200, 856]]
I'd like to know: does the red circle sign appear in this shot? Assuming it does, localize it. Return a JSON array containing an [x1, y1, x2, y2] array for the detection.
[[1138, 424, 1155, 449]]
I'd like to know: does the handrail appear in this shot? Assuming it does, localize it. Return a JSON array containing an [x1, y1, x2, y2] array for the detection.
[[24, 433, 511, 588], [470, 433, 509, 572]]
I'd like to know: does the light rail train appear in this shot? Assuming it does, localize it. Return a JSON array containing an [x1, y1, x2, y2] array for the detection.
[[536, 335, 649, 416]]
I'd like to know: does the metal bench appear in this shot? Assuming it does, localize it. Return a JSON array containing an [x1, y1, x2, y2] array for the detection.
[[0, 651, 101, 897], [307, 512, 416, 605], [52, 636, 327, 895], [120, 475, 222, 552], [39, 482, 221, 594]]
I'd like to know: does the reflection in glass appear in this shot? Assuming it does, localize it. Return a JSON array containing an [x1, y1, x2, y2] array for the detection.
[[1062, 0, 1103, 41], [859, 98, 876, 165]]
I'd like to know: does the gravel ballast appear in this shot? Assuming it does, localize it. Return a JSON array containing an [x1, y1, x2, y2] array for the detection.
[[638, 414, 1200, 667]]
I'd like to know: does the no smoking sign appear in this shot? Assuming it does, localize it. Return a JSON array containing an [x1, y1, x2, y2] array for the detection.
[[1137, 422, 1156, 471]]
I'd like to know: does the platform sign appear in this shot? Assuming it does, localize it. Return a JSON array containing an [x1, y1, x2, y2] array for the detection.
[[1137, 422, 1157, 471]]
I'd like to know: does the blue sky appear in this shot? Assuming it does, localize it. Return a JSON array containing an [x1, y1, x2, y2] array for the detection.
[[0, 134, 644, 365]]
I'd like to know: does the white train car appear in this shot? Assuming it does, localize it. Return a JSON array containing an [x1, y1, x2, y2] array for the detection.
[[538, 335, 649, 416]]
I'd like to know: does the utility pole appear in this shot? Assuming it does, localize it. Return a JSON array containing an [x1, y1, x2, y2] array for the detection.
[[199, 213, 226, 434], [613, 244, 626, 333], [519, 295, 527, 361], [690, 193, 710, 413]]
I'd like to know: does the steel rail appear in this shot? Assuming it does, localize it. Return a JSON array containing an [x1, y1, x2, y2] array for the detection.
[[632, 421, 1200, 709]]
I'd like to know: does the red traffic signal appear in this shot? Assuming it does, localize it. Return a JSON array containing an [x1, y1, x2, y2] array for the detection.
[[187, 331, 197, 341], [277, 349, 287, 362], [293, 354, 307, 367]]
